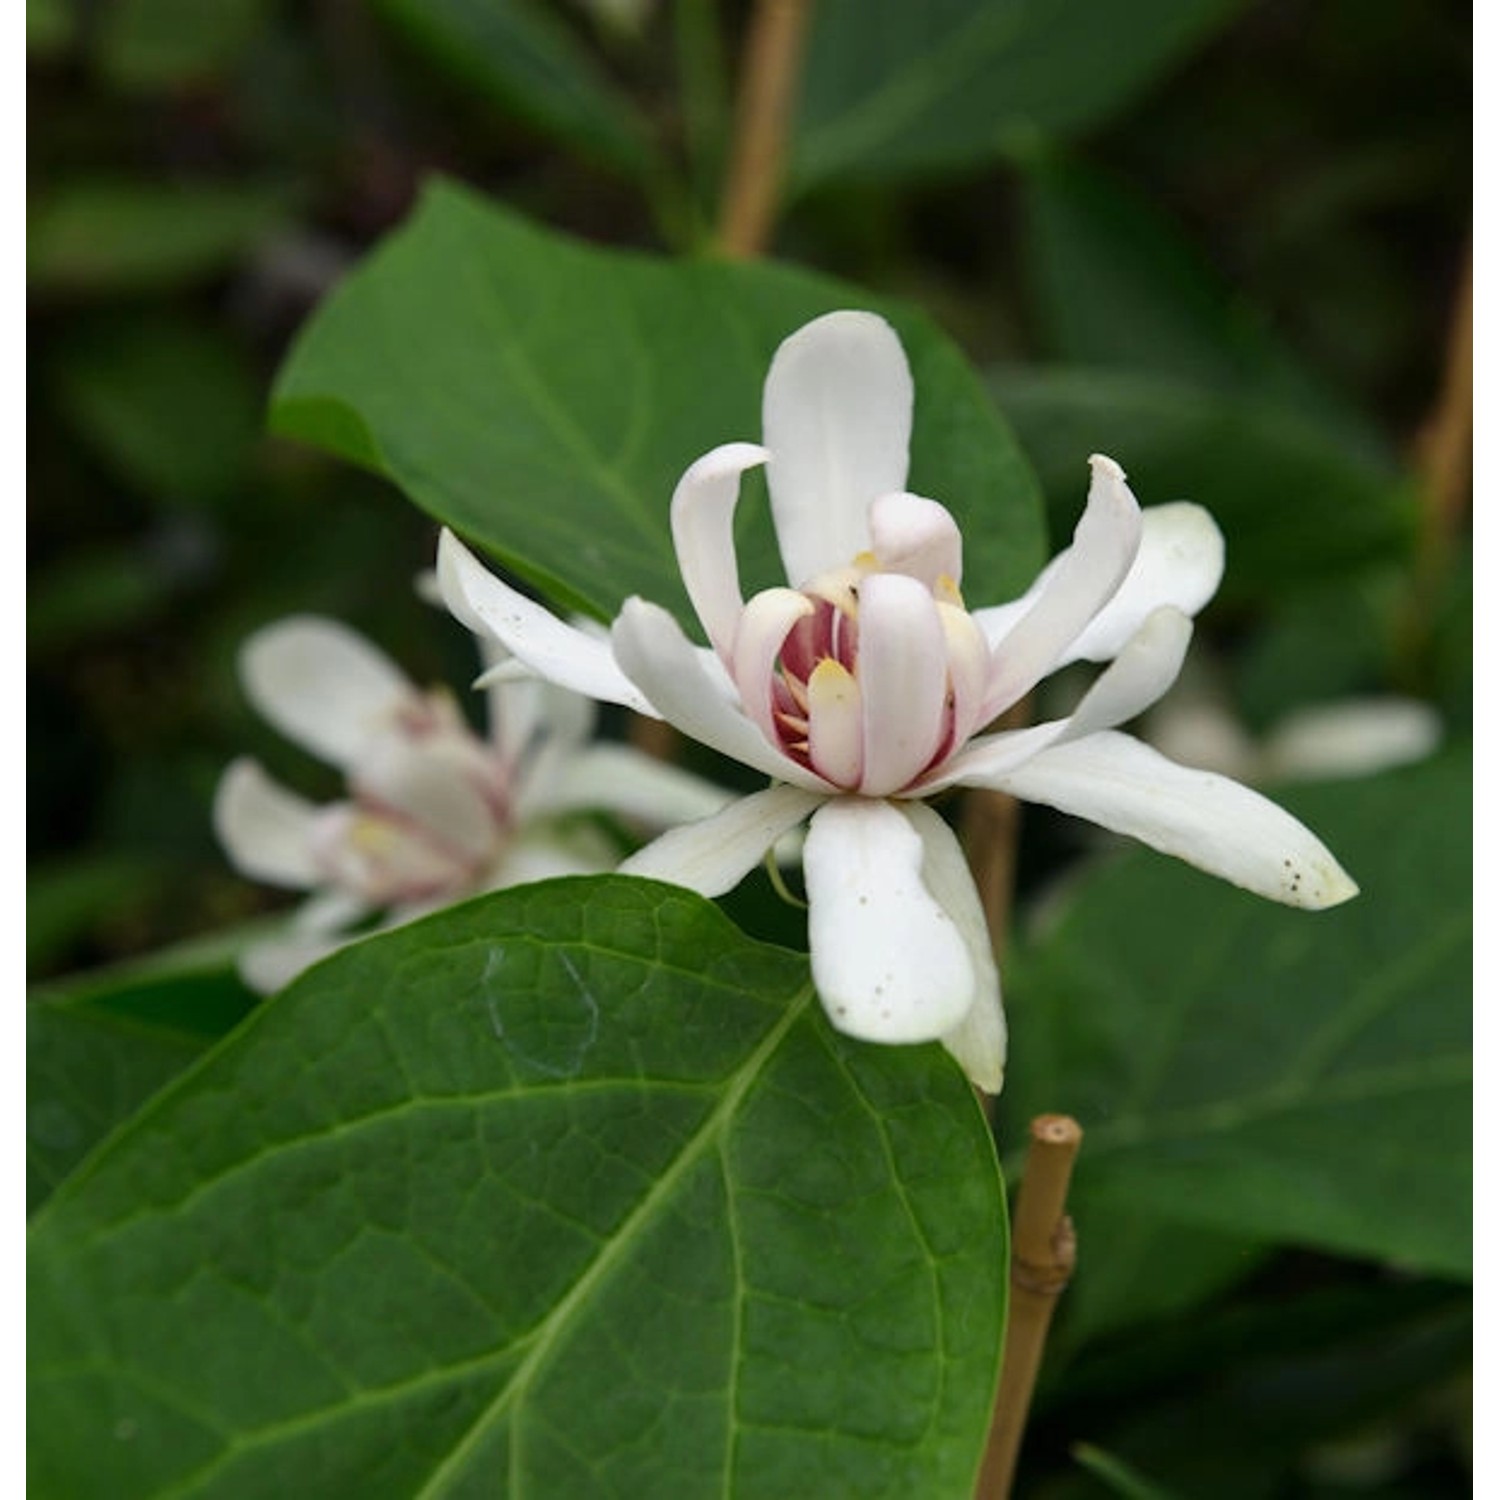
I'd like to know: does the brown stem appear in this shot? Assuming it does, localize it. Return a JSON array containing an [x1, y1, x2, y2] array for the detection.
[[978, 1115, 1084, 1499], [961, 699, 1032, 964], [715, 0, 812, 259]]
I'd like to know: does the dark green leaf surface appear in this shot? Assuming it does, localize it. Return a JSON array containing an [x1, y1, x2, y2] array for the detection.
[[1000, 747, 1470, 1276], [372, 0, 658, 178], [790, 0, 1241, 190], [29, 930, 262, 1212], [94, 0, 270, 91], [30, 878, 1007, 1498], [990, 365, 1417, 602], [271, 179, 1046, 627]]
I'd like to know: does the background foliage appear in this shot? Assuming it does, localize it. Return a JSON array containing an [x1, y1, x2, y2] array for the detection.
[[30, 1, 1469, 1495]]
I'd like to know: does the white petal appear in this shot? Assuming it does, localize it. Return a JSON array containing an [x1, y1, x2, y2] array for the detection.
[[762, 310, 913, 585], [517, 742, 733, 827], [620, 785, 826, 896], [436, 529, 657, 716], [978, 454, 1142, 720], [976, 502, 1224, 667], [240, 616, 411, 770], [349, 732, 500, 864], [918, 720, 1070, 794], [1058, 606, 1193, 744], [1259, 698, 1443, 783], [992, 730, 1360, 909], [611, 598, 832, 790], [938, 602, 992, 751], [899, 801, 1006, 1094], [238, 931, 347, 994], [213, 758, 323, 889], [670, 442, 769, 660], [806, 659, 864, 787], [857, 573, 951, 795], [489, 824, 616, 886], [803, 798, 976, 1043], [730, 587, 815, 747], [868, 492, 963, 589]]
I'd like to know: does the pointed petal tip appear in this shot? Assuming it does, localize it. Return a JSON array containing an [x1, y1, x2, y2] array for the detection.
[[1088, 452, 1126, 483]]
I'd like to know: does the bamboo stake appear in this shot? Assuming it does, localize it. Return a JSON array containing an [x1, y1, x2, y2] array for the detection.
[[978, 1114, 1084, 1499], [715, 0, 812, 259]]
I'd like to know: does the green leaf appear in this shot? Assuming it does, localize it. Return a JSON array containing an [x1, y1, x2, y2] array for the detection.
[[30, 878, 1008, 1497], [28, 180, 285, 294], [50, 314, 263, 506], [28, 0, 75, 55], [272, 179, 1046, 625], [28, 929, 261, 1213], [372, 0, 658, 178], [989, 365, 1417, 602], [1000, 746, 1471, 1277], [94, 0, 270, 91], [790, 0, 1243, 190]]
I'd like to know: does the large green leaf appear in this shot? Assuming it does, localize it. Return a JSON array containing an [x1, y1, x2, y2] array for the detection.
[[999, 746, 1471, 1277], [30, 878, 1008, 1498], [28, 928, 262, 1212], [271, 179, 1046, 627], [789, 0, 1242, 190], [989, 365, 1417, 603], [372, 0, 658, 179]]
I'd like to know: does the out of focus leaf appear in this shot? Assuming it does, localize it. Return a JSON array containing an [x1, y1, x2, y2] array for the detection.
[[1046, 1281, 1469, 1500], [27, 547, 181, 650], [27, 854, 168, 974], [1001, 747, 1471, 1276], [27, 180, 285, 293], [51, 314, 262, 505], [95, 0, 270, 91], [989, 365, 1417, 603], [373, 0, 658, 178], [30, 878, 1007, 1498], [1072, 1443, 1179, 1499], [790, 0, 1243, 190], [28, 0, 74, 55], [272, 179, 1045, 625]]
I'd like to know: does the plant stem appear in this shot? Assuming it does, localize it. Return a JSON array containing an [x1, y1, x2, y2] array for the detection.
[[961, 699, 1032, 962], [978, 1114, 1083, 1499], [715, 0, 812, 258]]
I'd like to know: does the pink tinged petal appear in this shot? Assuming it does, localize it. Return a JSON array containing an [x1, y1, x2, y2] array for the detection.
[[1058, 606, 1193, 744], [612, 598, 832, 790], [937, 602, 991, 751], [806, 659, 864, 787], [762, 310, 914, 585], [241, 616, 411, 771], [730, 587, 816, 745], [518, 742, 733, 826], [620, 784, 826, 897], [670, 441, 769, 660], [868, 492, 964, 589], [978, 454, 1143, 721], [309, 804, 468, 903], [803, 798, 976, 1043], [992, 730, 1360, 909], [976, 502, 1224, 667], [436, 529, 658, 716], [899, 801, 1006, 1093], [856, 573, 951, 795], [214, 758, 323, 889]]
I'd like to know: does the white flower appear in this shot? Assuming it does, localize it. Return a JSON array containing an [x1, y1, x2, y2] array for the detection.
[[436, 310, 1358, 1093], [214, 614, 731, 992]]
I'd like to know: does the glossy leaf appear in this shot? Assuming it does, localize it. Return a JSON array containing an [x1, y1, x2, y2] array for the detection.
[[372, 0, 658, 178], [790, 0, 1242, 190], [1000, 746, 1471, 1277], [271, 179, 1047, 627], [30, 878, 1008, 1498], [989, 365, 1417, 603]]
